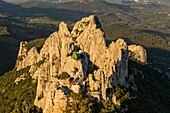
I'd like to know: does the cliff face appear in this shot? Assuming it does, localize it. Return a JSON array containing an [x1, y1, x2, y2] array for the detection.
[[15, 15, 146, 113]]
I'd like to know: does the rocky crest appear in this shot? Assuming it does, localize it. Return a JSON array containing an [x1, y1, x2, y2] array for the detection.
[[15, 15, 147, 113], [128, 45, 147, 63]]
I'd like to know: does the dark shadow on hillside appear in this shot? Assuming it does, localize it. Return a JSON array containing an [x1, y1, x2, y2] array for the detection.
[[21, 7, 92, 22], [124, 60, 170, 113], [0, 36, 19, 76], [141, 29, 170, 37], [146, 47, 170, 71]]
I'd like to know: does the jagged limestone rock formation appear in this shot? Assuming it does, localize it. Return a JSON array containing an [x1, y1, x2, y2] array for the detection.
[[128, 45, 147, 63], [15, 15, 147, 113]]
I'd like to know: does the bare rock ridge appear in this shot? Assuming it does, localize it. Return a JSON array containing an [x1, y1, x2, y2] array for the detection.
[[15, 15, 147, 113]]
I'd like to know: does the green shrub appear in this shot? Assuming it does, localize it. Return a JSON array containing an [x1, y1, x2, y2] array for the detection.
[[114, 85, 132, 103], [71, 53, 79, 60], [66, 92, 96, 113], [101, 100, 115, 113], [66, 92, 117, 113], [57, 72, 70, 79]]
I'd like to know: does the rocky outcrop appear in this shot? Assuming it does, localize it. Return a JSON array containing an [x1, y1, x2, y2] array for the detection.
[[16, 42, 39, 71], [14, 74, 26, 84], [0, 26, 9, 35], [15, 15, 147, 113], [128, 45, 147, 63]]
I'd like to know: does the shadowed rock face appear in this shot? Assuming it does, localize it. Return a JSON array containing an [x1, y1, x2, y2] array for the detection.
[[15, 15, 146, 113]]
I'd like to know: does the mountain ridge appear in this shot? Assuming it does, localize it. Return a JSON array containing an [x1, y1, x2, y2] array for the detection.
[[3, 0, 170, 5]]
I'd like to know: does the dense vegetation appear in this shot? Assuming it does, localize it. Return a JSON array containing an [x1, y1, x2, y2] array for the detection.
[[0, 66, 42, 112], [127, 60, 170, 113], [66, 86, 133, 113], [25, 38, 47, 52], [57, 72, 70, 79]]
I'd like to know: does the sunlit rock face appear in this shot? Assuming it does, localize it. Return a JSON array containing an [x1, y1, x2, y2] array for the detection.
[[128, 45, 147, 63]]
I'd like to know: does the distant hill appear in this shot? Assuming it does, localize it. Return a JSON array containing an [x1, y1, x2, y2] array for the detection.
[[2, 0, 74, 4], [3, 0, 170, 5], [2, 0, 30, 4]]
